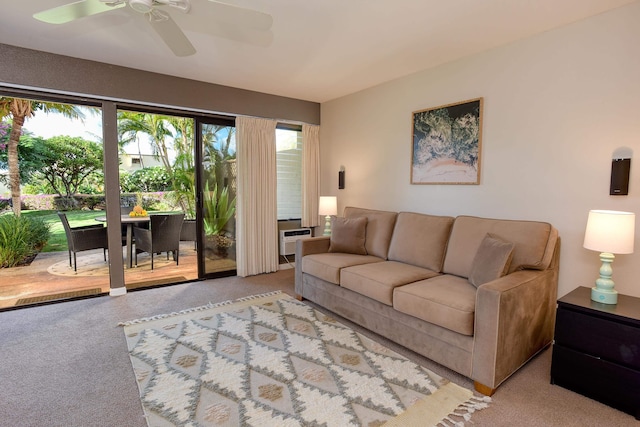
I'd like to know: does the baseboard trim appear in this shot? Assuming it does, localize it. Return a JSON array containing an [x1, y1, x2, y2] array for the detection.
[[110, 287, 127, 296]]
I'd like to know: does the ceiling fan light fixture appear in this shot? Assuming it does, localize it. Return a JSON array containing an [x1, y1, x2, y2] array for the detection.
[[129, 0, 154, 14]]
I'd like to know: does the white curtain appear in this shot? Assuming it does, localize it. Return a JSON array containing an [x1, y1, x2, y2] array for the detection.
[[301, 124, 320, 228], [236, 116, 278, 276]]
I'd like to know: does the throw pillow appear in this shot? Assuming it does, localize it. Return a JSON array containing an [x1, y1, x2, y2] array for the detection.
[[328, 216, 368, 255], [468, 233, 514, 287]]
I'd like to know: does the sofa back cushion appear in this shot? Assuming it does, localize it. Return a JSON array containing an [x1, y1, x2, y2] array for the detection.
[[443, 216, 558, 278], [344, 207, 398, 259], [387, 212, 455, 272]]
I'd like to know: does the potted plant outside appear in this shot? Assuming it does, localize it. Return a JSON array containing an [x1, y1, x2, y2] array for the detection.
[[203, 181, 236, 258]]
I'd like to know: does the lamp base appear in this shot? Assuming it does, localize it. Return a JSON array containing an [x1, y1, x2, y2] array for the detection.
[[591, 252, 618, 305], [323, 215, 331, 236], [591, 287, 618, 304]]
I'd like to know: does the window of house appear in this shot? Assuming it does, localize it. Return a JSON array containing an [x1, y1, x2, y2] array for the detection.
[[276, 128, 302, 220]]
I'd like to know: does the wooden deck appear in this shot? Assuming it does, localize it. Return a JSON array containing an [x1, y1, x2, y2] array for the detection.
[[0, 242, 218, 309]]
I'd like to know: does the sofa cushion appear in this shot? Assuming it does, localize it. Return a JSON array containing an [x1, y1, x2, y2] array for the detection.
[[341, 261, 440, 306], [443, 216, 557, 278], [387, 212, 454, 272], [301, 253, 383, 285], [393, 275, 477, 336], [468, 233, 514, 287], [328, 216, 367, 255], [344, 207, 398, 259]]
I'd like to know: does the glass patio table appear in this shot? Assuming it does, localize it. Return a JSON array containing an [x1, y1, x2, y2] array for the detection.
[[95, 215, 150, 268]]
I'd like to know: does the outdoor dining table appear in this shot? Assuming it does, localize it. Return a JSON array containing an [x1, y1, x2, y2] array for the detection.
[[95, 215, 151, 268]]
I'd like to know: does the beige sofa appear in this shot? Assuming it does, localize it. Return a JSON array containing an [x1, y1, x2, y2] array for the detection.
[[295, 207, 560, 395]]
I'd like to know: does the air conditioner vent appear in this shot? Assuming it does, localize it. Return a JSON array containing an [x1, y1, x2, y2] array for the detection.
[[279, 228, 312, 256]]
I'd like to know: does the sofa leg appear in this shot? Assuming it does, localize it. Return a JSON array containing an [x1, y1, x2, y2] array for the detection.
[[474, 381, 496, 396], [295, 294, 303, 301]]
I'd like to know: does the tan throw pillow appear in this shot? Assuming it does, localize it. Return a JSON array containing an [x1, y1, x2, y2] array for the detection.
[[468, 233, 514, 287], [328, 216, 368, 255]]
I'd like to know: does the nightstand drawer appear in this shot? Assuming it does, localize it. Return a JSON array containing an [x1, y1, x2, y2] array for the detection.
[[551, 345, 640, 419], [555, 307, 640, 370]]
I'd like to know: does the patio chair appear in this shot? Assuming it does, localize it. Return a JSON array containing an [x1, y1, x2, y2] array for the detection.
[[57, 212, 108, 272], [133, 213, 185, 270], [180, 219, 197, 250]]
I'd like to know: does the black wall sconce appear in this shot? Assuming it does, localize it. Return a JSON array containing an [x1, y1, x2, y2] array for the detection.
[[338, 166, 345, 190], [610, 158, 630, 195], [610, 147, 632, 196]]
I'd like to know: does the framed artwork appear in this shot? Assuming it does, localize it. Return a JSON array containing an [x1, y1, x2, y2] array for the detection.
[[411, 98, 483, 185]]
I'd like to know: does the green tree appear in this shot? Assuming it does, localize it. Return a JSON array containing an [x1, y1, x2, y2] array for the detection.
[[167, 116, 195, 215], [119, 113, 197, 214], [203, 124, 236, 188], [0, 98, 85, 216], [36, 136, 104, 198], [0, 130, 48, 185], [117, 112, 174, 172], [120, 166, 172, 193]]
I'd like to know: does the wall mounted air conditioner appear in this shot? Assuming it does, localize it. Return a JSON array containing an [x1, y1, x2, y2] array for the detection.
[[279, 228, 312, 256]]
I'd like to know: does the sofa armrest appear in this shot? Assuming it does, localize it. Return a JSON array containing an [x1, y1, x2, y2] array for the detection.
[[472, 267, 559, 390], [295, 236, 330, 296]]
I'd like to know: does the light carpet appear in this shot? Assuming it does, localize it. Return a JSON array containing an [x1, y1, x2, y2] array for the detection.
[[120, 291, 489, 426]]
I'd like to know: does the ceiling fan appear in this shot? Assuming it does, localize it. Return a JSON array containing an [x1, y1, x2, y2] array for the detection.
[[33, 0, 273, 57]]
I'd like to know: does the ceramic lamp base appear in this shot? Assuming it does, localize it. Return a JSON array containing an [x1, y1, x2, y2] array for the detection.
[[590, 252, 617, 304], [323, 215, 331, 236], [591, 287, 618, 304]]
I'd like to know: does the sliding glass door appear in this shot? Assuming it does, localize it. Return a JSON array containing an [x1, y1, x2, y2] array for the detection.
[[198, 119, 237, 277], [116, 109, 198, 289]]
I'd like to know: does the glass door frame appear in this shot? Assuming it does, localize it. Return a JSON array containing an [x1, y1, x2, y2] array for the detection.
[[195, 116, 237, 279]]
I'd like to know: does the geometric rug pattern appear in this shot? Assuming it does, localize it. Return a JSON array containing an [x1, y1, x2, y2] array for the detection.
[[120, 292, 489, 426]]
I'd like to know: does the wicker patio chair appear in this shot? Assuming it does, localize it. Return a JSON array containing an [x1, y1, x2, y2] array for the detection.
[[57, 212, 109, 272], [133, 213, 185, 270]]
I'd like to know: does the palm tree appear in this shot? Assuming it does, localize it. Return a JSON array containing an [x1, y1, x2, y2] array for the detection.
[[118, 112, 193, 212], [167, 116, 195, 215], [117, 111, 174, 172], [0, 98, 85, 216]]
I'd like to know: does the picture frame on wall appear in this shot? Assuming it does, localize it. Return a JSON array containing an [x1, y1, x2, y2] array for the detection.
[[411, 98, 483, 185]]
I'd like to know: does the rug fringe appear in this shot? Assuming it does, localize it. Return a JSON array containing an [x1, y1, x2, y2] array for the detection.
[[117, 290, 283, 326], [438, 395, 492, 426]]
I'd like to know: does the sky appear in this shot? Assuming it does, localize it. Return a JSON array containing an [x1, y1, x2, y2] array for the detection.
[[23, 108, 103, 142], [20, 109, 298, 154]]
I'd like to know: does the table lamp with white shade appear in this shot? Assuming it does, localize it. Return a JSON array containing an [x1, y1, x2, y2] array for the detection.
[[583, 209, 635, 304], [318, 196, 337, 236]]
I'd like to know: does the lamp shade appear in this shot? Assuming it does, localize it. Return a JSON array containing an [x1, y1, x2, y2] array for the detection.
[[583, 210, 635, 254], [318, 196, 337, 216]]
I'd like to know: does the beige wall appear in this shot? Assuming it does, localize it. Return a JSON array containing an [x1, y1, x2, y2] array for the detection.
[[320, 2, 640, 298]]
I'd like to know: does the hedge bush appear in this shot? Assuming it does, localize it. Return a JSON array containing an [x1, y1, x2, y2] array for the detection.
[[0, 214, 51, 268], [1, 192, 177, 213]]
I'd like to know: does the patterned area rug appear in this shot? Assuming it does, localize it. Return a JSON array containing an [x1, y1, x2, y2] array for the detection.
[[120, 292, 489, 426]]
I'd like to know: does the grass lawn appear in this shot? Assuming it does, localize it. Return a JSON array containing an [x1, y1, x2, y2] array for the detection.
[[21, 210, 108, 253]]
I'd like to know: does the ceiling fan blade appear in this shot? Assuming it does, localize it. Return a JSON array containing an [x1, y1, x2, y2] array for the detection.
[[205, 0, 273, 31], [148, 12, 196, 57], [197, 23, 273, 47], [33, 0, 126, 25]]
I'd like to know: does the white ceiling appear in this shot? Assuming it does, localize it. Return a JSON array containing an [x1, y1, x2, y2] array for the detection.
[[1, 0, 636, 103]]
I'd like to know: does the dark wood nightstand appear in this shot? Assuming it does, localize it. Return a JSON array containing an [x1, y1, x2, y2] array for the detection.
[[550, 286, 640, 419]]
